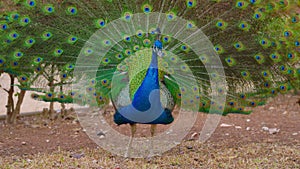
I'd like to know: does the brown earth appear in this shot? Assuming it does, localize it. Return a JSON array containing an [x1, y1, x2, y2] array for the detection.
[[0, 94, 299, 158]]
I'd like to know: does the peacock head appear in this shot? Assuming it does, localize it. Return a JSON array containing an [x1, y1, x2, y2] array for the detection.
[[152, 41, 164, 57], [154, 40, 163, 49]]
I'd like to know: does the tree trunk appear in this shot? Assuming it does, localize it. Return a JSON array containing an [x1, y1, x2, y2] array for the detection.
[[6, 74, 15, 124], [49, 81, 55, 119], [48, 64, 56, 119], [9, 90, 26, 124], [60, 85, 66, 118]]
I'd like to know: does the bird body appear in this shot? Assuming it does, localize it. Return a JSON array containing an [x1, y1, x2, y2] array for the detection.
[[113, 40, 174, 125]]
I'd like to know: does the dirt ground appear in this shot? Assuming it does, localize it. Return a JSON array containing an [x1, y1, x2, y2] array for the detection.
[[0, 94, 299, 159]]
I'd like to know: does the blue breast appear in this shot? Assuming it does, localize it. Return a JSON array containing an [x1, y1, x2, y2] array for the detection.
[[114, 41, 174, 125]]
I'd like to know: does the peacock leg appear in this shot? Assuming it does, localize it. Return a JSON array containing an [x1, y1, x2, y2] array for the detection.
[[125, 123, 136, 158], [148, 124, 157, 157]]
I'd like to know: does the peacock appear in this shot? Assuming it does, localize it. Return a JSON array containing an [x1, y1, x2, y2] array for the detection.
[[0, 0, 299, 157]]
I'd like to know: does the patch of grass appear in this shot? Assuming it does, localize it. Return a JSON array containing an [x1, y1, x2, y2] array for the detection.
[[0, 141, 299, 168]]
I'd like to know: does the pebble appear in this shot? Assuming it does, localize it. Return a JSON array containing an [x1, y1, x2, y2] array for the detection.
[[220, 123, 233, 127], [262, 126, 269, 131], [70, 153, 85, 159], [189, 132, 198, 140], [235, 126, 242, 129], [30, 124, 40, 129], [292, 133, 298, 136], [246, 119, 251, 122], [246, 127, 251, 131], [97, 131, 105, 137], [186, 145, 193, 149], [269, 107, 275, 110], [21, 142, 26, 145], [268, 128, 280, 134]]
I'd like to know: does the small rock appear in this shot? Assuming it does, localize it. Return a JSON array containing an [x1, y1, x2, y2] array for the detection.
[[235, 126, 242, 129], [46, 139, 50, 143], [262, 126, 269, 131], [189, 132, 198, 140], [292, 133, 298, 136], [70, 153, 85, 159], [246, 127, 251, 131], [21, 142, 26, 145], [268, 128, 280, 134], [97, 131, 105, 137], [186, 145, 193, 149], [269, 107, 275, 110], [220, 123, 233, 127], [246, 119, 251, 122], [282, 111, 288, 115], [30, 124, 40, 129], [225, 133, 229, 136]]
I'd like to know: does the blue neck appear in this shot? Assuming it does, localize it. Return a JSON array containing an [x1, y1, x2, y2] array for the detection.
[[150, 50, 158, 68], [131, 50, 161, 111]]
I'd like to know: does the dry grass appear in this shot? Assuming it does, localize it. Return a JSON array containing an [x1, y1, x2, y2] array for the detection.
[[0, 141, 299, 169]]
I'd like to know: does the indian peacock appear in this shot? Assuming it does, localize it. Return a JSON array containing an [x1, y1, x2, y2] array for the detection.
[[0, 0, 299, 157]]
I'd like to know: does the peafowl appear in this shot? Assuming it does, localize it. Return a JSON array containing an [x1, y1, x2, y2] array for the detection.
[[0, 0, 299, 157]]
